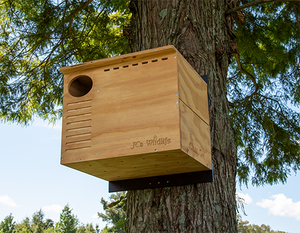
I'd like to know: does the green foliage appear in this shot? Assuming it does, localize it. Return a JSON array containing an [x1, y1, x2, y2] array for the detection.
[[237, 215, 286, 233], [0, 0, 130, 125], [0, 214, 15, 233], [228, 1, 300, 186], [31, 210, 47, 233], [56, 204, 78, 233], [0, 206, 99, 233], [14, 217, 31, 233], [76, 223, 99, 233], [98, 192, 126, 233]]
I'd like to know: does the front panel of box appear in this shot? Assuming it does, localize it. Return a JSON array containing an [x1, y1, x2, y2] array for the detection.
[[61, 53, 181, 166]]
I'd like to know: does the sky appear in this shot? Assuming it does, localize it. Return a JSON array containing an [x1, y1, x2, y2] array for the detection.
[[0, 119, 299, 232]]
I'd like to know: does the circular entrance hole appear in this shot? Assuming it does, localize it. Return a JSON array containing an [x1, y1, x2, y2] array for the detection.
[[68, 75, 93, 97]]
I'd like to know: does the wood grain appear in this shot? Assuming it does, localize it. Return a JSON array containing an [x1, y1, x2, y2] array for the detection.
[[60, 45, 212, 181], [61, 51, 181, 164], [177, 52, 209, 124], [60, 45, 177, 75], [179, 100, 212, 169], [65, 149, 207, 181]]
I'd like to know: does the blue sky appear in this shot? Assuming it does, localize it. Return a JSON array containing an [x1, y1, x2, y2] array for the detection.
[[0, 119, 299, 232]]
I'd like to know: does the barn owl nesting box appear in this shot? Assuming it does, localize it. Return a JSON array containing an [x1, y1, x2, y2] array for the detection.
[[60, 45, 212, 184]]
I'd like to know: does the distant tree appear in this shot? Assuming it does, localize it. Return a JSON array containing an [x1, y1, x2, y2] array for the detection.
[[0, 214, 15, 233], [95, 224, 100, 233], [76, 223, 97, 233], [76, 225, 87, 233], [84, 223, 96, 233], [14, 217, 31, 233], [237, 215, 287, 233], [56, 204, 78, 233], [31, 210, 46, 233], [44, 219, 54, 229], [0, 206, 98, 233], [98, 192, 126, 233]]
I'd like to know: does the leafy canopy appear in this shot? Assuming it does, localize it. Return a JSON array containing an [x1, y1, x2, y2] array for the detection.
[[227, 1, 300, 185], [0, 206, 99, 232], [0, 0, 299, 186], [98, 192, 126, 233], [0, 0, 130, 124], [237, 215, 286, 233]]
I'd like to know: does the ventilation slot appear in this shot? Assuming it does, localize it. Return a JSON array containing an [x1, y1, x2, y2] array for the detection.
[[66, 126, 91, 132], [65, 146, 91, 152], [66, 139, 91, 145], [66, 133, 91, 139], [67, 113, 92, 119], [67, 119, 92, 126], [68, 99, 92, 106], [64, 99, 93, 152], [67, 106, 92, 113]]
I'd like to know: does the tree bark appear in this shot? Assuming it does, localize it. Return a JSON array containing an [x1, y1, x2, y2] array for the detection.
[[126, 0, 237, 232]]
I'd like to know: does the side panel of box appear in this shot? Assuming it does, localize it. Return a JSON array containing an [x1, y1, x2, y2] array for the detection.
[[177, 52, 209, 124], [61, 52, 181, 167], [179, 100, 212, 170]]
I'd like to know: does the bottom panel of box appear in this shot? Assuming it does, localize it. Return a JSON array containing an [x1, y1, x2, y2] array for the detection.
[[63, 149, 211, 181]]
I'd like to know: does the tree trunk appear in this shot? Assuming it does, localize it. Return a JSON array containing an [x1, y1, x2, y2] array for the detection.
[[126, 0, 238, 232]]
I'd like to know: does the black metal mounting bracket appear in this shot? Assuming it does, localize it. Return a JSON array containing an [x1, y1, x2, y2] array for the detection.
[[109, 165, 214, 192]]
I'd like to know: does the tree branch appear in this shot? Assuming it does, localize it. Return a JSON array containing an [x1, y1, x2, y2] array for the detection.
[[68, 0, 95, 60], [293, 4, 300, 36], [226, 0, 300, 15], [234, 53, 259, 107]]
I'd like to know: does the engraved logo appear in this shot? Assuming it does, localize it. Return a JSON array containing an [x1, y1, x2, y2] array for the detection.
[[131, 141, 143, 149], [131, 135, 171, 149], [189, 142, 204, 157], [146, 135, 171, 146]]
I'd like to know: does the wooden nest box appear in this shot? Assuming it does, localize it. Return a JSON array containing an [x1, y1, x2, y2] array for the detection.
[[60, 45, 212, 191]]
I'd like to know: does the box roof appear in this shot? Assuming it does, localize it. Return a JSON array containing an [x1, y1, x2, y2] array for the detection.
[[60, 45, 177, 75]]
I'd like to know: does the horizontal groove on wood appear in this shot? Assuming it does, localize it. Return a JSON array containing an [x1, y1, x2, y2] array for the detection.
[[67, 113, 92, 119], [66, 119, 92, 125], [68, 99, 92, 106], [66, 133, 91, 138], [66, 126, 92, 132], [66, 139, 92, 145], [67, 106, 92, 112], [65, 146, 91, 152]]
